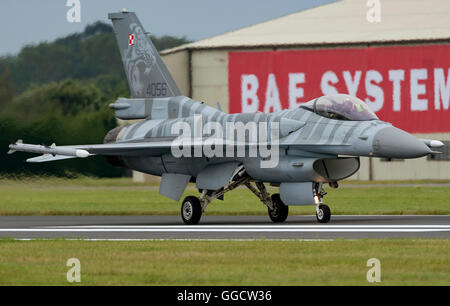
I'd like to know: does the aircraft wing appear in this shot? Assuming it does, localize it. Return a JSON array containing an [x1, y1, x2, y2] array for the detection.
[[8, 139, 174, 162], [9, 137, 356, 163], [61, 141, 175, 156]]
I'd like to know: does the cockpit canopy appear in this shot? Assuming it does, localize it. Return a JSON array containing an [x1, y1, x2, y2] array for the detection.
[[301, 94, 379, 121]]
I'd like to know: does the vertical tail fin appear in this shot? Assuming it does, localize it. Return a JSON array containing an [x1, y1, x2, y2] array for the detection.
[[108, 10, 181, 98]]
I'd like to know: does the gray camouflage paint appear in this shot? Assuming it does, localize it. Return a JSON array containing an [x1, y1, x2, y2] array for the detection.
[[115, 94, 389, 157], [109, 11, 181, 98], [9, 11, 434, 200]]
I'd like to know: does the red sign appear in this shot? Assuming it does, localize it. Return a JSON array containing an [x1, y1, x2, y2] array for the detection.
[[128, 34, 135, 46], [228, 45, 450, 133]]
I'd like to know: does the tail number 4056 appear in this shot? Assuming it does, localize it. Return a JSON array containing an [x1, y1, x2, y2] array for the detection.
[[147, 82, 168, 97]]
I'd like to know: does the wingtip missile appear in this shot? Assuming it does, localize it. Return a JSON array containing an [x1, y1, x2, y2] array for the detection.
[[7, 145, 15, 154], [7, 139, 23, 154], [7, 141, 90, 159]]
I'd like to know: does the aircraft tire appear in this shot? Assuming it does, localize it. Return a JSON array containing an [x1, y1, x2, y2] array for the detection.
[[181, 196, 202, 225], [268, 193, 289, 223], [316, 204, 331, 223]]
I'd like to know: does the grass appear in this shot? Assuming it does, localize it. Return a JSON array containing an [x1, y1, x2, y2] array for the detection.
[[0, 179, 448, 286], [0, 239, 448, 285], [0, 177, 449, 216]]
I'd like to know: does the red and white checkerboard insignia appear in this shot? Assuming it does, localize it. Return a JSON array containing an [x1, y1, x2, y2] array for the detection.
[[128, 34, 135, 46]]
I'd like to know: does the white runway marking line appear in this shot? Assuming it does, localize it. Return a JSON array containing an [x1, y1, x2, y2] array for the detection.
[[40, 225, 450, 229], [0, 224, 449, 233], [0, 229, 448, 232], [13, 238, 335, 242]]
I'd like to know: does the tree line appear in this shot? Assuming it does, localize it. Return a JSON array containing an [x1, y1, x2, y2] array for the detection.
[[0, 22, 190, 177]]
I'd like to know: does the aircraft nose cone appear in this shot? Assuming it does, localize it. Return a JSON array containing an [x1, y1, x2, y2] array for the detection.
[[372, 127, 431, 158]]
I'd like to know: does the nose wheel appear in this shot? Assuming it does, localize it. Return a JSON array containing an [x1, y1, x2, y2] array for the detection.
[[316, 204, 331, 223]]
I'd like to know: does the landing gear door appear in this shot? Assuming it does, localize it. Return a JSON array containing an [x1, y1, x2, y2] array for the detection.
[[159, 173, 191, 201], [196, 162, 241, 191]]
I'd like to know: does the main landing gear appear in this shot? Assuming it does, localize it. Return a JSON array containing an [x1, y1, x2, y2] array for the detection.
[[267, 193, 289, 223], [180, 170, 332, 225], [181, 196, 202, 225]]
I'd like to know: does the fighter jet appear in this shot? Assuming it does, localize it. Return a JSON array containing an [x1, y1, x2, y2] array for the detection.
[[8, 11, 444, 225]]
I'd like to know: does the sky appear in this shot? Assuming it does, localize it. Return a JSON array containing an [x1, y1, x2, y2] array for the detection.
[[0, 0, 336, 56]]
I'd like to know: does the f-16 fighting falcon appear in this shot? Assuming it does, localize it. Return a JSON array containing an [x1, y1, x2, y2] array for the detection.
[[8, 10, 444, 225]]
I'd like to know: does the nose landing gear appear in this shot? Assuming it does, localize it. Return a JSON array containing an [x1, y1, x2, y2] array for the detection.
[[314, 183, 331, 223]]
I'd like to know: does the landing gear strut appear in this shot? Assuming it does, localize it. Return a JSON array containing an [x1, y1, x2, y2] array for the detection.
[[314, 183, 331, 223], [244, 181, 288, 223], [180, 178, 332, 224], [179, 169, 290, 224], [180, 169, 251, 225], [268, 194, 289, 223]]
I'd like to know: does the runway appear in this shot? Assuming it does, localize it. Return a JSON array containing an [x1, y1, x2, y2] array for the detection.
[[0, 215, 449, 239]]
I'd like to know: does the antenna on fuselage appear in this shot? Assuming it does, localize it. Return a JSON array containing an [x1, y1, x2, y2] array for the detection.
[[216, 102, 223, 112]]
